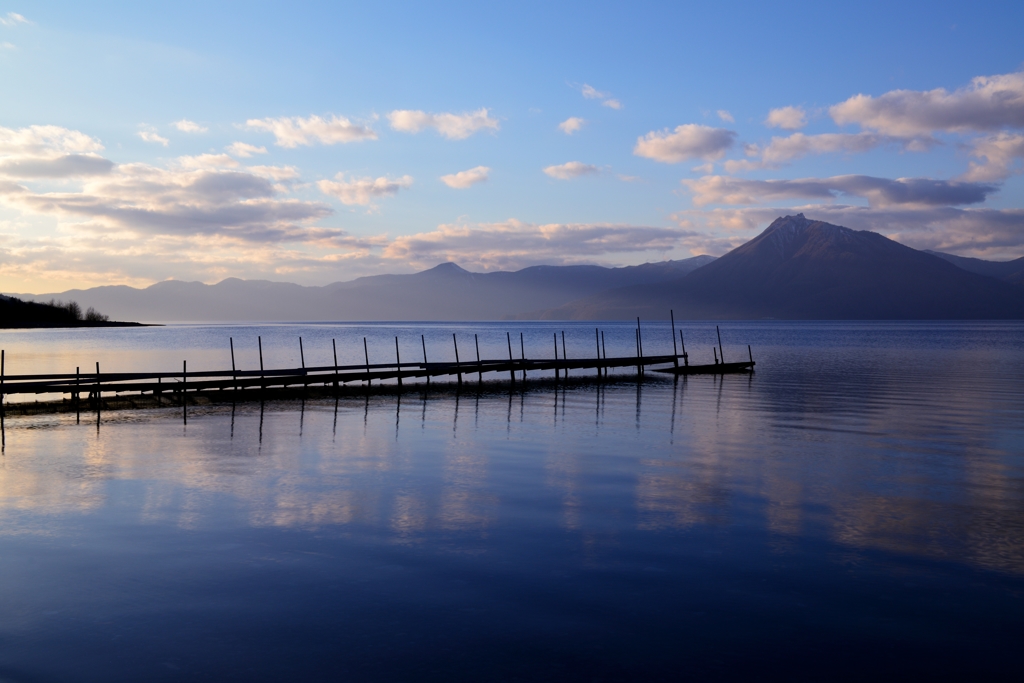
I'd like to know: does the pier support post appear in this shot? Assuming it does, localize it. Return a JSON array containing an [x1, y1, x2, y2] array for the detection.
[[453, 334, 462, 387], [475, 334, 482, 384], [333, 339, 339, 390], [553, 333, 559, 381], [395, 337, 403, 388], [506, 332, 516, 384], [562, 331, 568, 379], [670, 311, 679, 369], [364, 337, 371, 386]]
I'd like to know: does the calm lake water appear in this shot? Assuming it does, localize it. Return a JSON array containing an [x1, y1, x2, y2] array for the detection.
[[0, 322, 1022, 682]]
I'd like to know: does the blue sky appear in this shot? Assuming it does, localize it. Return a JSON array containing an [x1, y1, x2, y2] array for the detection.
[[1, 0, 1023, 291]]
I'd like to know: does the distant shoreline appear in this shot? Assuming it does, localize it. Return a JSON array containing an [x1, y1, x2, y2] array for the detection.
[[0, 321, 157, 329]]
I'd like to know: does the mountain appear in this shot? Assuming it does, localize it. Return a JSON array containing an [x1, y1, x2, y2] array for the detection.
[[924, 250, 1024, 286], [9, 256, 716, 323], [534, 214, 1024, 320]]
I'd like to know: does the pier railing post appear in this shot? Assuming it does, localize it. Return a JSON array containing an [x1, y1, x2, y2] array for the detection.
[[453, 334, 462, 387], [717, 325, 725, 364], [422, 335, 429, 387], [182, 360, 187, 405], [1, 349, 4, 418], [553, 333, 559, 381], [561, 331, 568, 379], [670, 310, 679, 369], [230, 337, 237, 392], [395, 336, 403, 388], [601, 331, 607, 379], [258, 336, 265, 391], [507, 332, 516, 384], [475, 334, 482, 384], [364, 337, 371, 386], [520, 332, 527, 382], [595, 328, 601, 380], [333, 338, 339, 389]]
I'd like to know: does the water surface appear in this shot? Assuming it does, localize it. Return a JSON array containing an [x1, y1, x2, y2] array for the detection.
[[0, 322, 1021, 681]]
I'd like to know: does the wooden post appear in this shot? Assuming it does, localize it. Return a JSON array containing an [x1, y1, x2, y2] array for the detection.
[[95, 361, 101, 405], [258, 336, 265, 386], [333, 338, 339, 388], [714, 347, 718, 364], [520, 332, 526, 381], [182, 360, 187, 405], [637, 318, 644, 375], [299, 337, 305, 369], [601, 331, 607, 379], [422, 334, 429, 387], [748, 345, 753, 365], [0, 349, 4, 417], [680, 331, 688, 366], [506, 332, 515, 384], [230, 337, 237, 392], [453, 334, 462, 386], [475, 334, 482, 383], [364, 337, 371, 386], [717, 325, 725, 364], [670, 310, 678, 368], [561, 331, 568, 379], [553, 333, 559, 381], [395, 336, 403, 388], [635, 329, 641, 377], [595, 328, 601, 379]]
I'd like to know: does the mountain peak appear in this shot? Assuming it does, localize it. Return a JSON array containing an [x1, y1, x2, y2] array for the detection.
[[423, 262, 470, 274], [757, 214, 858, 259]]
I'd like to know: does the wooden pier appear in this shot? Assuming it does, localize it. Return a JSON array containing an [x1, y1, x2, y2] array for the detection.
[[0, 317, 755, 416]]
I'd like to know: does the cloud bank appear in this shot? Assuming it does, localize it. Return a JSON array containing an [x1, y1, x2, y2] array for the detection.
[[246, 114, 377, 147], [387, 108, 499, 140], [634, 124, 736, 163]]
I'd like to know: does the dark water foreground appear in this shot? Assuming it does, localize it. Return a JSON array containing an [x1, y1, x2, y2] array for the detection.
[[0, 323, 1022, 682]]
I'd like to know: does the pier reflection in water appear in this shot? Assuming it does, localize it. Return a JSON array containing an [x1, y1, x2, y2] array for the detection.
[[0, 324, 1022, 681]]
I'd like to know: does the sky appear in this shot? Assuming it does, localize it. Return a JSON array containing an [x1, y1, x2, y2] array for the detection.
[[1, 0, 1023, 292]]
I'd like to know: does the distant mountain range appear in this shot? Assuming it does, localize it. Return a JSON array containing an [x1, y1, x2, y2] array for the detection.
[[10, 257, 715, 323], [9, 215, 1024, 322], [533, 214, 1024, 320]]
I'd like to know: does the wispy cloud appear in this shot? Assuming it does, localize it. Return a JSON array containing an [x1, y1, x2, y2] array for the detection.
[[682, 174, 997, 208], [830, 70, 1024, 136], [717, 110, 735, 123], [543, 161, 599, 180], [440, 166, 490, 189], [137, 127, 169, 146], [961, 133, 1024, 181], [173, 119, 208, 134], [634, 124, 736, 163], [765, 106, 807, 130], [558, 117, 586, 135], [226, 142, 268, 158], [387, 108, 499, 140], [580, 84, 622, 110], [246, 114, 377, 147], [317, 174, 413, 206], [0, 12, 30, 26]]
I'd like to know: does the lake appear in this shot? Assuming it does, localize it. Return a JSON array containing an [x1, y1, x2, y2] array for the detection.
[[0, 321, 1022, 681]]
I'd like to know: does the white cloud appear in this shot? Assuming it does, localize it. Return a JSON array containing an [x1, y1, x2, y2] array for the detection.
[[580, 84, 622, 110], [0, 125, 112, 179], [558, 117, 586, 135], [382, 219, 685, 270], [633, 124, 736, 163], [245, 114, 377, 148], [173, 119, 207, 134], [440, 166, 490, 189], [0, 125, 103, 157], [248, 165, 300, 181], [317, 174, 413, 206], [717, 110, 735, 123], [682, 174, 997, 208], [174, 154, 239, 170], [0, 12, 29, 26], [0, 164, 334, 244], [758, 132, 892, 164], [226, 142, 268, 158], [765, 106, 807, 130], [138, 128, 169, 146], [386, 108, 499, 140], [961, 133, 1024, 182], [543, 161, 599, 180], [1, 42, 15, 50], [830, 70, 1024, 136]]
